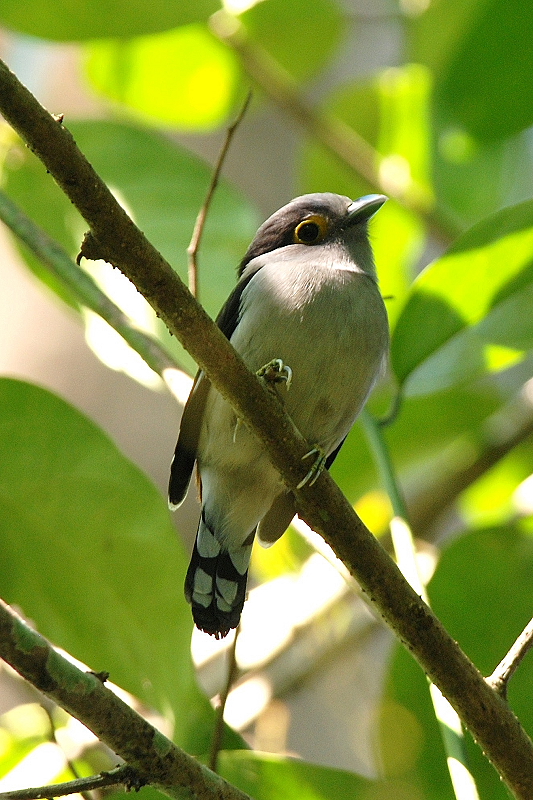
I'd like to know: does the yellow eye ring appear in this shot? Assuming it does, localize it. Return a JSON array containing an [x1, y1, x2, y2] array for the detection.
[[293, 214, 329, 245]]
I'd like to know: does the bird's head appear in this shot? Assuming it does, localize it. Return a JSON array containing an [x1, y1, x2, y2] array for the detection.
[[239, 192, 387, 278]]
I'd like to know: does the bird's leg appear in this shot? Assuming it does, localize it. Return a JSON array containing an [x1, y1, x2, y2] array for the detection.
[[297, 446, 327, 489], [232, 417, 242, 443], [234, 360, 292, 442], [256, 358, 293, 390]]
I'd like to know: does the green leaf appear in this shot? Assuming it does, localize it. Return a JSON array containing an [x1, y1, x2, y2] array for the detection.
[[391, 200, 533, 395], [0, 0, 220, 41], [3, 120, 259, 376], [0, 378, 230, 754], [85, 25, 242, 130], [241, 0, 344, 82], [409, 0, 533, 143], [218, 750, 372, 799]]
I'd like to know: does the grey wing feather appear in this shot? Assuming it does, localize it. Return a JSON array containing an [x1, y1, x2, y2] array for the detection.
[[168, 372, 210, 508], [257, 492, 296, 547]]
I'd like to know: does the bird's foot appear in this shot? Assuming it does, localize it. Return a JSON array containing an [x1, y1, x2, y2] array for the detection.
[[256, 358, 293, 391], [297, 446, 327, 489]]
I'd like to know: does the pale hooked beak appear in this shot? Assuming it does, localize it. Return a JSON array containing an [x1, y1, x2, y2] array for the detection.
[[346, 194, 388, 225]]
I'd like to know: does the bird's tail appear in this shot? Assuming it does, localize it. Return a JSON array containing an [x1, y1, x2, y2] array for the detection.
[[184, 509, 255, 639]]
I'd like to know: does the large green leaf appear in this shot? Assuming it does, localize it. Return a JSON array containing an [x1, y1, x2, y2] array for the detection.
[[3, 120, 259, 376], [85, 25, 242, 130], [0, 0, 219, 41], [0, 378, 233, 755], [409, 0, 533, 143], [391, 200, 533, 395], [331, 377, 504, 510]]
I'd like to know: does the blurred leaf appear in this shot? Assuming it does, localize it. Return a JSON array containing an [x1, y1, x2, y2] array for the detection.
[[241, 0, 344, 82], [391, 200, 533, 395], [331, 379, 503, 505], [0, 378, 241, 755], [85, 25, 242, 130], [433, 130, 533, 230], [301, 66, 429, 318], [3, 120, 259, 376], [0, 0, 219, 41], [459, 440, 533, 528], [218, 750, 373, 799], [409, 0, 533, 143]]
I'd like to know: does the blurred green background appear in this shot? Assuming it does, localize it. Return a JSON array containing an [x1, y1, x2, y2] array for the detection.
[[1, 1, 533, 798]]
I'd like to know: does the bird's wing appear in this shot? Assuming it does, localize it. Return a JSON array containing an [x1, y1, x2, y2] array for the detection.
[[168, 265, 262, 508], [168, 370, 210, 508], [257, 492, 297, 547]]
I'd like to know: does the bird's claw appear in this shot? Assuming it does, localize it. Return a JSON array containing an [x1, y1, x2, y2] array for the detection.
[[297, 447, 327, 489], [256, 358, 293, 391]]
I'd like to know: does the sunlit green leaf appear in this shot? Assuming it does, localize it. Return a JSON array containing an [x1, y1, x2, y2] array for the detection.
[[241, 0, 343, 82], [0, 378, 237, 755], [392, 200, 533, 395], [85, 25, 242, 130], [0, 0, 219, 41]]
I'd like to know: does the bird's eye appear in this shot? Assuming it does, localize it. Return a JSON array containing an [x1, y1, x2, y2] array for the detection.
[[293, 214, 329, 245]]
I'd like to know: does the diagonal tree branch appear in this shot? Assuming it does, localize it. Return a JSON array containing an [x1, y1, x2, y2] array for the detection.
[[0, 600, 251, 800], [1, 57, 533, 798]]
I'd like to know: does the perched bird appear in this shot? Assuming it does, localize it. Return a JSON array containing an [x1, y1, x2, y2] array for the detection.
[[169, 192, 389, 638]]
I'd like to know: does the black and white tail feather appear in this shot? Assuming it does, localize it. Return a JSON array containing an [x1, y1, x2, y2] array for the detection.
[[169, 192, 389, 638], [184, 509, 254, 638]]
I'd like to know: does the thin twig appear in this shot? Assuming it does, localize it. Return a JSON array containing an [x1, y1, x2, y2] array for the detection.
[[209, 626, 240, 773], [43, 707, 92, 800], [487, 617, 533, 699], [187, 92, 252, 299], [0, 765, 142, 800]]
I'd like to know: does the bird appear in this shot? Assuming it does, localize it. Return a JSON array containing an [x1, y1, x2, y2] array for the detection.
[[169, 192, 389, 638]]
